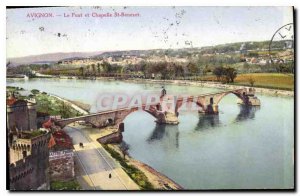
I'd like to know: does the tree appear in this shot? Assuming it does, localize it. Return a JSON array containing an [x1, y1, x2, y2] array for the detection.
[[213, 66, 225, 81], [36, 96, 51, 114], [224, 67, 237, 83], [202, 65, 211, 76], [140, 61, 148, 78], [120, 142, 129, 160], [101, 61, 112, 73], [248, 76, 255, 87], [174, 64, 184, 78], [91, 64, 96, 75], [97, 63, 101, 74], [187, 63, 198, 75], [166, 63, 176, 79], [31, 89, 40, 95], [79, 67, 84, 76], [275, 62, 294, 73], [58, 102, 72, 118], [86, 65, 90, 75]]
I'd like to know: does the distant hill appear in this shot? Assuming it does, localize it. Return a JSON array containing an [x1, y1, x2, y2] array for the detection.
[[8, 51, 105, 66], [7, 40, 291, 67]]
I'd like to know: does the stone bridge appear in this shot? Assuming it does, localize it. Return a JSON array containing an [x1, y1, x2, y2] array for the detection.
[[175, 87, 260, 115], [54, 87, 260, 128], [55, 104, 163, 129]]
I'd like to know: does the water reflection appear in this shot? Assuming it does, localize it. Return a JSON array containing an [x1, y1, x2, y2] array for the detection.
[[147, 124, 180, 148], [196, 114, 220, 131], [146, 105, 260, 146], [235, 105, 260, 122]]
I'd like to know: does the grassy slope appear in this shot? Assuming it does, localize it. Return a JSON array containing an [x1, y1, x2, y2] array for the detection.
[[234, 73, 294, 90], [198, 73, 294, 91]]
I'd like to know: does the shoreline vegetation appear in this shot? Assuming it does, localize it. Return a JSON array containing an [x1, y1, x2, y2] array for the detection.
[[103, 144, 183, 190], [35, 94, 85, 117]]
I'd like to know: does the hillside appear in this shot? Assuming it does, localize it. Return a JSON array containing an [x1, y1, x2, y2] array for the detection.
[[7, 40, 292, 68], [8, 51, 105, 66]]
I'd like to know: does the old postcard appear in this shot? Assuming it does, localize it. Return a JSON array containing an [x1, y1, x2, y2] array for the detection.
[[6, 6, 294, 191]]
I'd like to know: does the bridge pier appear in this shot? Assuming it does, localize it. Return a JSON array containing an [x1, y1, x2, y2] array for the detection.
[[198, 104, 219, 115], [207, 104, 219, 114], [156, 112, 179, 125], [237, 96, 261, 106]]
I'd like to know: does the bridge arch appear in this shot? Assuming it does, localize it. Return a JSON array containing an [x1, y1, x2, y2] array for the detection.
[[122, 109, 157, 122], [174, 88, 249, 115], [211, 91, 246, 105], [175, 96, 206, 114], [54, 105, 161, 129], [118, 108, 160, 135], [114, 105, 160, 126]]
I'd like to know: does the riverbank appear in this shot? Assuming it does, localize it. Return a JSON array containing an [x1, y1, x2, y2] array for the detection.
[[117, 78, 294, 97], [106, 143, 183, 190], [48, 93, 90, 115]]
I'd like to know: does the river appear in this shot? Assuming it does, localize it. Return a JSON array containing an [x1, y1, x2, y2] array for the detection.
[[7, 78, 294, 189]]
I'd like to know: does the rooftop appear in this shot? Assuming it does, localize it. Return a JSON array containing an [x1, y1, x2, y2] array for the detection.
[[6, 96, 17, 106], [51, 130, 74, 150]]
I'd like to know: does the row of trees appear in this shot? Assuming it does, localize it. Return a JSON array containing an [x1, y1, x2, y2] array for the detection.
[[133, 62, 200, 80], [40, 60, 240, 82], [76, 61, 201, 79], [79, 61, 123, 76]]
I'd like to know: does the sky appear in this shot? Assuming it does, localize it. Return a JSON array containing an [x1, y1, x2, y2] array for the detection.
[[6, 6, 293, 58]]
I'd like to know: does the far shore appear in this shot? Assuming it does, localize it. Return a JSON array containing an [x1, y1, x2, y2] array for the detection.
[[116, 78, 294, 97], [7, 75, 294, 97]]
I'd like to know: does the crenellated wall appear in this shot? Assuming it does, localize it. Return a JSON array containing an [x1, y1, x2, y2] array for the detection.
[[9, 133, 50, 190]]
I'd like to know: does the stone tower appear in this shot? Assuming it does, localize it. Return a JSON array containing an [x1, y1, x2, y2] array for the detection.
[[7, 98, 37, 132]]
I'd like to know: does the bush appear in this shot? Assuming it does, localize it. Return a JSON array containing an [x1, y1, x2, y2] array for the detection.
[[50, 180, 81, 190], [30, 130, 46, 137], [213, 66, 237, 83], [31, 89, 40, 94], [248, 77, 255, 87]]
